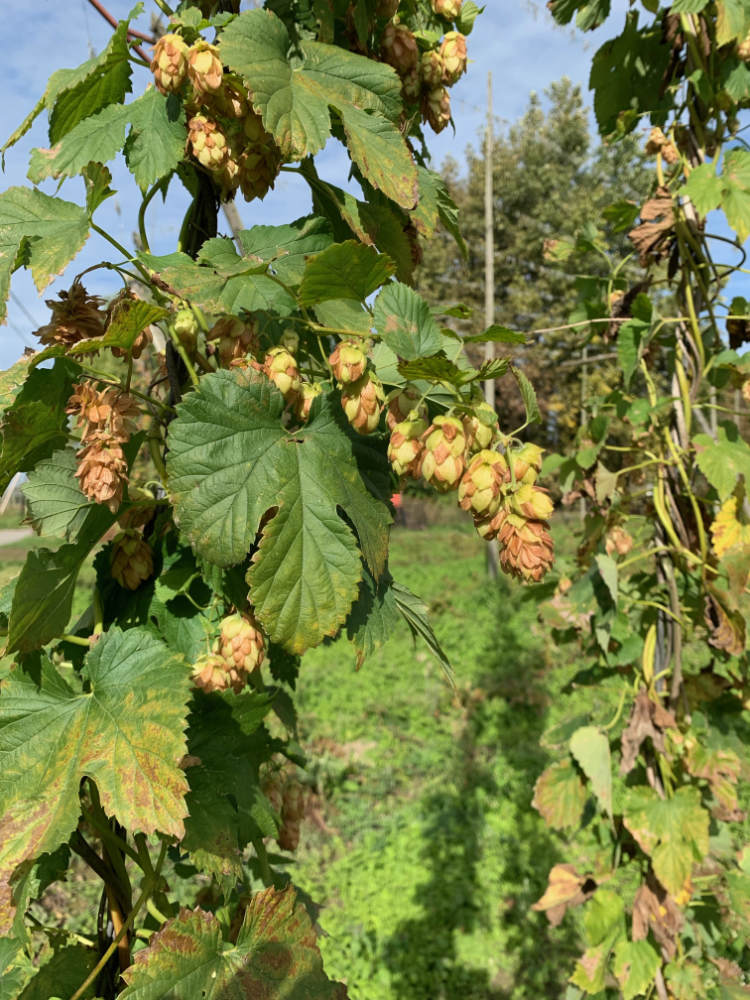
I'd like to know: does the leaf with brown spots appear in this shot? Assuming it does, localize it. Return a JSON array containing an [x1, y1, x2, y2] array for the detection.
[[120, 887, 349, 999], [532, 758, 587, 830], [0, 627, 190, 934], [620, 689, 676, 775], [531, 863, 596, 926]]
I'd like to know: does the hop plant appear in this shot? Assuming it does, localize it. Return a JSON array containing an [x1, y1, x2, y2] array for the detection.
[[432, 0, 463, 19], [381, 23, 419, 76], [419, 415, 466, 490], [421, 51, 445, 89], [33, 282, 105, 347], [341, 372, 385, 434], [188, 114, 229, 170], [111, 530, 154, 590], [440, 31, 467, 84], [386, 387, 426, 431], [150, 33, 189, 94], [186, 40, 223, 95], [457, 450, 508, 517], [218, 612, 265, 675], [263, 346, 301, 401], [388, 416, 428, 477], [296, 381, 322, 422], [329, 339, 368, 383], [423, 86, 451, 133]]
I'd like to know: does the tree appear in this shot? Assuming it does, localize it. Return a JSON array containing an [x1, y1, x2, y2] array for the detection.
[[418, 78, 652, 448]]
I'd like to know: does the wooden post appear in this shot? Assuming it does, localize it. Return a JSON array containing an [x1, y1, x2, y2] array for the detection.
[[483, 73, 499, 579]]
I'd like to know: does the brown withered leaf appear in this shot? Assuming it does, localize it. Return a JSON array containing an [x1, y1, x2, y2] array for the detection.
[[686, 742, 744, 822], [628, 187, 675, 266], [531, 863, 596, 926], [704, 591, 746, 657], [632, 874, 683, 960], [620, 689, 677, 776]]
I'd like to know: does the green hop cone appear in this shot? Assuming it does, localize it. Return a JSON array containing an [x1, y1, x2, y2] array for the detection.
[[457, 449, 508, 517], [432, 0, 463, 19], [280, 327, 299, 354], [296, 381, 322, 422], [238, 112, 281, 201], [423, 86, 451, 133], [173, 307, 199, 354], [509, 483, 554, 521], [507, 442, 544, 483], [218, 611, 265, 676], [440, 31, 467, 84], [329, 339, 368, 384], [341, 372, 385, 434], [188, 114, 229, 171], [150, 33, 189, 94], [388, 416, 428, 477], [421, 51, 445, 89], [381, 23, 419, 76], [386, 387, 426, 431], [419, 415, 466, 491], [110, 530, 154, 591], [186, 40, 223, 95], [264, 346, 301, 401], [462, 401, 498, 453]]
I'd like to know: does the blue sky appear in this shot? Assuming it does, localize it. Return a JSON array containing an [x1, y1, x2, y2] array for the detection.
[[0, 0, 665, 367]]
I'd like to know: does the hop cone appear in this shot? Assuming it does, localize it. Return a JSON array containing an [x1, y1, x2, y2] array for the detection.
[[419, 415, 466, 491], [457, 450, 508, 517], [296, 381, 322, 422], [218, 611, 265, 675], [329, 339, 367, 384], [192, 653, 244, 695], [75, 434, 128, 513], [739, 30, 750, 61], [34, 283, 105, 347], [341, 372, 385, 434], [264, 346, 301, 401], [237, 111, 281, 201], [278, 781, 305, 851], [388, 416, 428, 477], [439, 31, 467, 84], [386, 387, 426, 431], [188, 114, 229, 170], [507, 443, 544, 483], [605, 526, 634, 557], [150, 33, 189, 94], [462, 401, 498, 453], [111, 530, 154, 590], [508, 483, 554, 521], [187, 40, 223, 95], [423, 86, 451, 133], [496, 510, 555, 583], [421, 51, 445, 89], [207, 316, 259, 367], [67, 384, 139, 442], [381, 23, 419, 76], [432, 0, 463, 18]]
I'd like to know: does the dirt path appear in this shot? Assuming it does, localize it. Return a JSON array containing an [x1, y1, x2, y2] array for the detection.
[[0, 528, 31, 548]]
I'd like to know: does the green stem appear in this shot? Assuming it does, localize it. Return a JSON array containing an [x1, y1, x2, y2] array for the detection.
[[137, 182, 162, 254], [60, 633, 91, 647]]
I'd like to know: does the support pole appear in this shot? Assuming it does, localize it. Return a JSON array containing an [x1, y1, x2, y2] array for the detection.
[[483, 73, 499, 579]]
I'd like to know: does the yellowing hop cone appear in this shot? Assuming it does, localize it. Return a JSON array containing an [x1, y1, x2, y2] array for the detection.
[[419, 415, 466, 490], [381, 23, 419, 75], [386, 387, 426, 431], [218, 612, 265, 675], [329, 339, 368, 384], [186, 40, 223, 95], [150, 33, 189, 94], [458, 450, 508, 518], [440, 31, 467, 84], [423, 87, 451, 133], [341, 372, 385, 434], [263, 346, 301, 402], [389, 416, 428, 477], [432, 0, 463, 19], [495, 509, 555, 583]]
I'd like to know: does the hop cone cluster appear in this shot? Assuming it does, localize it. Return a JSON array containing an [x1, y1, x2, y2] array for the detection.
[[111, 530, 154, 590], [67, 383, 140, 513], [192, 610, 266, 695]]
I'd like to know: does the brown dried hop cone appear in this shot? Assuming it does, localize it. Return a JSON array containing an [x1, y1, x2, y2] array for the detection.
[[440, 31, 467, 84], [207, 315, 259, 367], [423, 86, 451, 133], [75, 434, 128, 513], [278, 781, 305, 852], [67, 383, 140, 441], [34, 282, 106, 347], [187, 40, 223, 95], [341, 372, 385, 434], [458, 449, 508, 518], [388, 415, 428, 477], [218, 611, 266, 676], [419, 415, 467, 491], [264, 346, 301, 401], [386, 386, 426, 431], [296, 381, 322, 422], [432, 0, 463, 18], [150, 33, 189, 94], [381, 23, 419, 76], [111, 530, 154, 590], [188, 114, 229, 170], [496, 511, 555, 583], [329, 339, 367, 383], [421, 50, 445, 89]]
